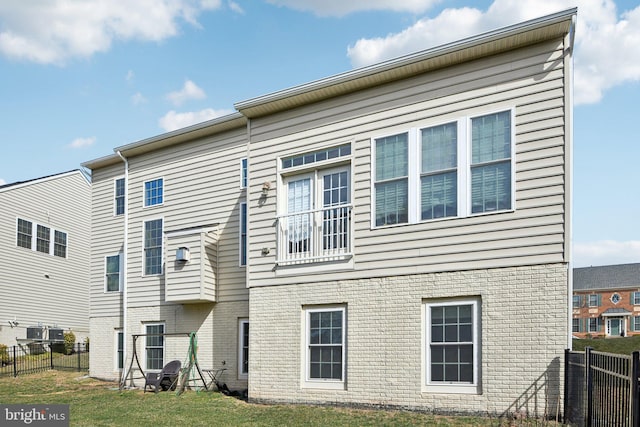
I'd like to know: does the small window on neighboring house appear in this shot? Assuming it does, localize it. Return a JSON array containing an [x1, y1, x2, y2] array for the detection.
[[572, 295, 581, 308], [634, 316, 640, 332], [240, 158, 248, 189], [36, 225, 50, 254], [239, 203, 247, 266], [53, 231, 67, 258], [115, 178, 125, 216], [17, 218, 32, 249], [105, 254, 122, 292], [144, 219, 163, 275], [374, 133, 409, 226], [588, 294, 600, 307], [116, 331, 124, 370], [144, 178, 163, 207], [145, 323, 164, 371], [470, 111, 512, 213], [588, 318, 599, 333], [304, 306, 346, 389], [238, 319, 249, 378], [425, 298, 480, 394], [572, 318, 580, 333], [633, 292, 640, 305]]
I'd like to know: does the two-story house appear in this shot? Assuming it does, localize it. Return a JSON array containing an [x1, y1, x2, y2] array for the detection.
[[573, 263, 640, 338], [0, 171, 90, 346], [84, 8, 576, 416]]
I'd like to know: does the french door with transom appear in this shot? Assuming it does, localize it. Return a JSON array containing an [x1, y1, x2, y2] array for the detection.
[[282, 166, 350, 262]]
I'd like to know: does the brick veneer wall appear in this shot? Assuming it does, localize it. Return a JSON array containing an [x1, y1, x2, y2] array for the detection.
[[248, 263, 568, 417], [90, 300, 249, 391]]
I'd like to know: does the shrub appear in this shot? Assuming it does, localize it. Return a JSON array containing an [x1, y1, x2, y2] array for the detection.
[[64, 331, 76, 355], [0, 344, 9, 365]]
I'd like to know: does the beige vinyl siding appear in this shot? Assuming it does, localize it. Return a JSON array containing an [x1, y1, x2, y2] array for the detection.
[[165, 229, 218, 303], [125, 127, 248, 308], [248, 38, 569, 286], [89, 164, 126, 318], [0, 172, 90, 340]]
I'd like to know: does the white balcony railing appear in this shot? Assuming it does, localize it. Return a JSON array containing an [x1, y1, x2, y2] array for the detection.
[[276, 204, 353, 265]]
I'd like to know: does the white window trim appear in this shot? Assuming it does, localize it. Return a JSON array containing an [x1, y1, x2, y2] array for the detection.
[[15, 217, 68, 258], [633, 292, 640, 305], [370, 108, 515, 229], [588, 317, 599, 333], [142, 177, 165, 208], [423, 297, 481, 394], [238, 319, 249, 379], [301, 305, 346, 390], [115, 329, 124, 372], [240, 158, 248, 189], [104, 252, 124, 293], [276, 143, 354, 270], [588, 294, 599, 307], [239, 202, 247, 267], [114, 176, 125, 217], [572, 318, 580, 333], [142, 217, 164, 277], [144, 322, 165, 372]]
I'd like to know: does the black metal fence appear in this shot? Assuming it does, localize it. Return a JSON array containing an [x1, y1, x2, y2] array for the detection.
[[0, 342, 89, 377], [565, 347, 640, 426]]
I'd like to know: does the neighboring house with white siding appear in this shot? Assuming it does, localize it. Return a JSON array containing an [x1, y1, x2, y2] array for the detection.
[[0, 170, 90, 346], [84, 9, 575, 416]]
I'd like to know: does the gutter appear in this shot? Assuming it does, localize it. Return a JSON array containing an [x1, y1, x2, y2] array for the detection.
[[116, 150, 130, 386]]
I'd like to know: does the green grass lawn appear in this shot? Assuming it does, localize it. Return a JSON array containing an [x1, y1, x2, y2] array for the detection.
[[572, 335, 640, 355], [0, 371, 562, 426]]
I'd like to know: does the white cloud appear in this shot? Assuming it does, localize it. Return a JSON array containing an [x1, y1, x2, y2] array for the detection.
[[0, 179, 6, 186], [68, 136, 96, 149], [126, 70, 135, 83], [228, 1, 245, 14], [573, 240, 640, 267], [166, 80, 207, 106], [346, 0, 640, 105], [158, 108, 234, 132], [0, 0, 223, 64], [266, 0, 438, 17], [131, 92, 147, 105]]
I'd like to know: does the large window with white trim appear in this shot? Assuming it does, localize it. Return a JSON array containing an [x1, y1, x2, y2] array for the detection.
[[36, 224, 50, 254], [372, 109, 514, 227], [304, 306, 345, 388], [425, 298, 480, 393], [145, 323, 164, 371], [144, 219, 163, 275]]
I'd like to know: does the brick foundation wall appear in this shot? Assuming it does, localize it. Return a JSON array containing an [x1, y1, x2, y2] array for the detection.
[[248, 263, 568, 417]]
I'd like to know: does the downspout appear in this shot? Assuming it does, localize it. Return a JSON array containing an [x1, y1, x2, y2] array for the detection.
[[566, 13, 576, 350], [116, 150, 129, 385]]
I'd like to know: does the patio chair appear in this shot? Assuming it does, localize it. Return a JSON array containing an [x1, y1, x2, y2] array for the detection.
[[144, 360, 182, 393]]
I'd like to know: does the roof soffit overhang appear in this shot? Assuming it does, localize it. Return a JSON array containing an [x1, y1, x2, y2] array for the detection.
[[235, 8, 576, 118]]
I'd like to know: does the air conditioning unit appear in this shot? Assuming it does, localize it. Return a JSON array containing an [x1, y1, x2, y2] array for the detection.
[[49, 328, 64, 342], [26, 327, 43, 340], [176, 247, 190, 262]]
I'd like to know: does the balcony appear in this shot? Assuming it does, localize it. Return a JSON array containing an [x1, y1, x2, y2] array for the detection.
[[277, 205, 353, 265]]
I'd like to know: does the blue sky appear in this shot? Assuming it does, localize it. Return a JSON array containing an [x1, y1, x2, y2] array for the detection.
[[1, 0, 639, 267]]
